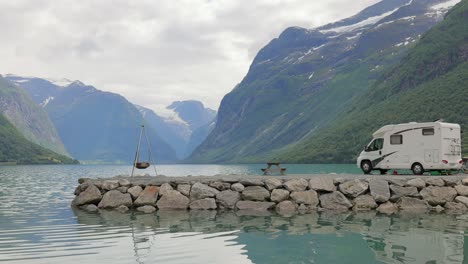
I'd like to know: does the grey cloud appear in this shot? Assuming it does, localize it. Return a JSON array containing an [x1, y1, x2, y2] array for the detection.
[[0, 0, 379, 111]]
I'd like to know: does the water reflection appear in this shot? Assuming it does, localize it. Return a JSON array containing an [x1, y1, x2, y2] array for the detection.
[[68, 210, 468, 264]]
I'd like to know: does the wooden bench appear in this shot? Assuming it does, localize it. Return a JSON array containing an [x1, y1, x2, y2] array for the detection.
[[261, 162, 286, 175]]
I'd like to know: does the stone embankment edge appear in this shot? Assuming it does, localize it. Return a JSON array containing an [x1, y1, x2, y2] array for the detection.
[[72, 174, 468, 215]]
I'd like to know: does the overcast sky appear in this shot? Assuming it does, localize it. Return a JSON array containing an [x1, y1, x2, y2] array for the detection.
[[0, 0, 379, 113]]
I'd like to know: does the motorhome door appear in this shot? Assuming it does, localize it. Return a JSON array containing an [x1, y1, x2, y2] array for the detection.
[[365, 138, 384, 168]]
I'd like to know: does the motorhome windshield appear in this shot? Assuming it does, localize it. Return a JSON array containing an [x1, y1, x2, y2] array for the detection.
[[366, 138, 384, 152]]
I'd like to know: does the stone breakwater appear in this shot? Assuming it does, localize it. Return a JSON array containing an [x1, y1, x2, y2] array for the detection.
[[72, 175, 468, 215]]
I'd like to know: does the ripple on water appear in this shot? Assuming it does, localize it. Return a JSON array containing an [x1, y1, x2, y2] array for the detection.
[[1, 165, 468, 264]]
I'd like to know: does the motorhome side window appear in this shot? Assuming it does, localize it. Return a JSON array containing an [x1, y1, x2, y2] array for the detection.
[[422, 128, 434, 136], [390, 135, 403, 145], [367, 138, 384, 151]]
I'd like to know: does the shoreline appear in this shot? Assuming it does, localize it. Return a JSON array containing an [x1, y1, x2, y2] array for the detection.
[[72, 174, 468, 215]]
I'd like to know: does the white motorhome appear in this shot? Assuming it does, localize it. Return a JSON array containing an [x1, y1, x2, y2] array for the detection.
[[357, 122, 462, 175]]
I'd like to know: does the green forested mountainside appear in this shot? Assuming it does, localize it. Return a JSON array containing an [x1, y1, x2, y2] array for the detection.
[[0, 113, 78, 164], [190, 0, 454, 163], [0, 75, 69, 156], [276, 0, 468, 163]]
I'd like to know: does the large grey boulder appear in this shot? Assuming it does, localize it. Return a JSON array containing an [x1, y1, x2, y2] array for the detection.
[[118, 179, 131, 187], [116, 187, 128, 193], [83, 204, 99, 212], [159, 183, 173, 196], [284, 179, 309, 192], [231, 183, 245, 192], [426, 178, 445, 187], [406, 178, 426, 189], [236, 201, 275, 211], [290, 190, 319, 206], [102, 180, 120, 191], [455, 196, 468, 207], [319, 191, 352, 210], [462, 178, 468, 186], [376, 202, 398, 215], [270, 189, 290, 202], [190, 198, 217, 210], [397, 197, 429, 211], [209, 181, 231, 191], [134, 186, 159, 206], [264, 178, 283, 191], [443, 178, 460, 187], [369, 179, 390, 203], [72, 184, 102, 206], [444, 202, 467, 213], [275, 201, 297, 214], [177, 184, 191, 196], [309, 178, 335, 192], [137, 205, 156, 213], [116, 205, 129, 213], [241, 186, 270, 201], [98, 190, 132, 209], [190, 183, 219, 200], [388, 179, 407, 187], [128, 186, 143, 200], [353, 195, 377, 210], [339, 180, 368, 198], [454, 185, 468, 196], [239, 179, 264, 186], [74, 182, 90, 195], [216, 190, 240, 209], [157, 190, 190, 209], [389, 185, 419, 201], [419, 186, 457, 206], [334, 178, 345, 185]]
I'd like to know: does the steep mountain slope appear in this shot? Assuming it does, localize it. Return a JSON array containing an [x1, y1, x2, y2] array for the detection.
[[276, 0, 468, 163], [0, 75, 69, 156], [190, 0, 460, 163], [0, 113, 77, 164], [5, 74, 72, 106], [41, 81, 178, 163], [137, 101, 216, 159]]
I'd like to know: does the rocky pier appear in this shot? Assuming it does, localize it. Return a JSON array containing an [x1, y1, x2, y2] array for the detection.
[[72, 174, 468, 215]]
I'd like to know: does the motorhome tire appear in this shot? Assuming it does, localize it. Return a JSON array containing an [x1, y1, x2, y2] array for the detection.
[[361, 161, 372, 174], [412, 163, 424, 175]]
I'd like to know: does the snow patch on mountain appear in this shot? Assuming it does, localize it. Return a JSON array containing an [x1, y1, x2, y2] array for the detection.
[[431, 0, 461, 10], [153, 106, 189, 126], [319, 0, 414, 34], [45, 78, 73, 87], [40, 96, 54, 107], [320, 7, 401, 34]]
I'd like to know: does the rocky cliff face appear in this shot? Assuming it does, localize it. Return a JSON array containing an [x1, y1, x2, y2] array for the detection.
[[0, 75, 69, 156], [190, 0, 461, 163]]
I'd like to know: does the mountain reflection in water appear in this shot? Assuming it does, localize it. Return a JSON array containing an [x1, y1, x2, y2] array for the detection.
[[68, 209, 468, 264]]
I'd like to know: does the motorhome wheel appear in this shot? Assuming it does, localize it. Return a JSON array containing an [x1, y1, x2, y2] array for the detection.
[[361, 161, 372, 174], [412, 163, 424, 175]]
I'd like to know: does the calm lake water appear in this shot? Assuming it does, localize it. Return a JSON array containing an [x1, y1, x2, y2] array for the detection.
[[1, 164, 468, 264]]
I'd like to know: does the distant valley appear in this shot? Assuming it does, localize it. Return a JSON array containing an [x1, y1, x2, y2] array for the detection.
[[2, 74, 216, 164]]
